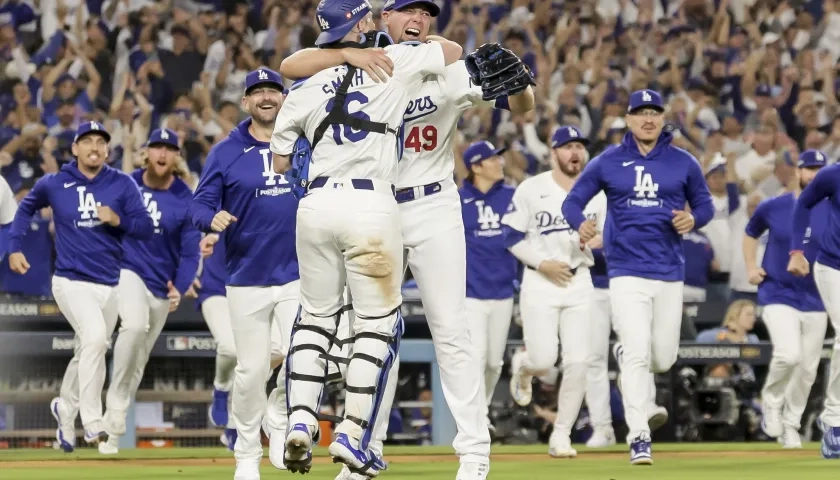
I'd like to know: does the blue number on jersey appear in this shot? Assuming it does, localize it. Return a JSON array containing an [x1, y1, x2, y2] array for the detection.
[[325, 92, 370, 144]]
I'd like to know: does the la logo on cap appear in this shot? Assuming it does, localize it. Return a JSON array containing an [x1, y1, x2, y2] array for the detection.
[[817, 152, 824, 161], [258, 70, 268, 80], [161, 130, 169, 139], [318, 15, 330, 29], [90, 121, 99, 130], [642, 91, 652, 102], [568, 127, 578, 137]]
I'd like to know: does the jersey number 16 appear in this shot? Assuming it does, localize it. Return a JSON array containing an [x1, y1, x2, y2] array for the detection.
[[326, 92, 371, 145]]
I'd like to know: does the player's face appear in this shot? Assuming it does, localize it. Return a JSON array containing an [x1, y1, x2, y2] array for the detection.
[[626, 108, 664, 143], [799, 166, 821, 189], [147, 144, 179, 178], [242, 86, 284, 126], [552, 141, 587, 177], [474, 156, 505, 182], [72, 133, 109, 171], [383, 6, 433, 42]]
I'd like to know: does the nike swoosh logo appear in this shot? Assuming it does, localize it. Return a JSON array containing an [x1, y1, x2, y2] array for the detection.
[[540, 194, 550, 198], [64, 182, 76, 188], [622, 161, 635, 167], [244, 146, 255, 153], [464, 198, 475, 203]]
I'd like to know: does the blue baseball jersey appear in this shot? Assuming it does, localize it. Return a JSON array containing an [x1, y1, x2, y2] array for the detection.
[[460, 180, 518, 300], [197, 235, 227, 307], [561, 132, 715, 281], [792, 164, 840, 271], [745, 192, 827, 312], [121, 170, 201, 298], [0, 213, 52, 296], [682, 230, 714, 289], [188, 119, 299, 287], [8, 162, 153, 286]]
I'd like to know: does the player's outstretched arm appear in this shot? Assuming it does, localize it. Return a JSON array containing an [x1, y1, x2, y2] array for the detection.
[[507, 86, 535, 114], [561, 157, 603, 232], [684, 156, 715, 229], [279, 47, 394, 83], [172, 221, 201, 295], [8, 176, 50, 255], [188, 149, 226, 233], [743, 201, 769, 284], [427, 36, 463, 66], [118, 176, 155, 239], [791, 166, 836, 250]]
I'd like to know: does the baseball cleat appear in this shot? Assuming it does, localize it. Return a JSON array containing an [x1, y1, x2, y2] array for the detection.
[[648, 406, 669, 431], [50, 397, 75, 453], [629, 434, 653, 465], [209, 388, 230, 428], [821, 426, 840, 459], [284, 423, 314, 474], [508, 349, 532, 407], [455, 461, 489, 480], [265, 426, 287, 470], [220, 428, 237, 452], [98, 436, 119, 455], [84, 430, 109, 446], [234, 457, 261, 480], [586, 428, 617, 448], [780, 427, 802, 449], [548, 433, 577, 458], [334, 464, 369, 480], [328, 433, 385, 477], [761, 406, 783, 438]]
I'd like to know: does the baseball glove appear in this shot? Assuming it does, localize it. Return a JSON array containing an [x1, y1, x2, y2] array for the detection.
[[465, 43, 536, 101]]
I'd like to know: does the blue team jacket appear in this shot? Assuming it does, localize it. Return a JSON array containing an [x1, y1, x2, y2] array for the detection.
[[187, 119, 299, 287], [9, 162, 153, 286], [561, 132, 714, 282], [792, 164, 840, 272]]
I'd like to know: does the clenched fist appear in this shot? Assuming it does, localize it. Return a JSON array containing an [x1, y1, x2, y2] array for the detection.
[[200, 234, 219, 257], [97, 205, 121, 227], [577, 219, 598, 243], [787, 251, 810, 277], [211, 211, 237, 232], [747, 266, 766, 285], [672, 210, 695, 234], [9, 252, 30, 275]]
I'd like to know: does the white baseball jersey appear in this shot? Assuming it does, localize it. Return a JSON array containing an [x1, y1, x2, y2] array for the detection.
[[270, 42, 446, 184], [396, 60, 495, 189], [502, 172, 607, 291], [0, 175, 17, 224]]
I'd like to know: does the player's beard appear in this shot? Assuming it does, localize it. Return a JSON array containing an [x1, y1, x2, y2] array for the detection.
[[250, 102, 280, 128], [559, 157, 582, 177]]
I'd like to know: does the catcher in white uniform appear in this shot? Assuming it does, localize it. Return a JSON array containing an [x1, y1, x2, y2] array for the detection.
[[503, 126, 606, 458], [270, 0, 463, 477], [279, 2, 535, 478]]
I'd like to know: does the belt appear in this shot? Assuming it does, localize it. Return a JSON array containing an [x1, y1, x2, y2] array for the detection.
[[308, 177, 396, 195], [527, 265, 578, 275], [394, 182, 442, 204]]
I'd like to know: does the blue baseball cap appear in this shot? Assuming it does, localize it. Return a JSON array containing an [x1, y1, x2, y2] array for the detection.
[[315, 0, 373, 46], [798, 149, 828, 168], [74, 120, 110, 143], [627, 89, 664, 113], [755, 84, 772, 97], [383, 0, 440, 16], [147, 128, 180, 149], [245, 68, 285, 95], [551, 126, 589, 148], [463, 140, 506, 169]]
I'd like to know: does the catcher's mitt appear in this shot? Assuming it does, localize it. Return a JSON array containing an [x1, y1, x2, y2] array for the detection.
[[465, 43, 536, 101]]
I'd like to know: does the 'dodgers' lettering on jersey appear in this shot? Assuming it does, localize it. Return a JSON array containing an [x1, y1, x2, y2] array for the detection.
[[404, 95, 439, 122], [535, 211, 597, 236]]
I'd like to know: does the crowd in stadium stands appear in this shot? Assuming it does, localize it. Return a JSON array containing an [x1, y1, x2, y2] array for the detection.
[[1, 0, 837, 336]]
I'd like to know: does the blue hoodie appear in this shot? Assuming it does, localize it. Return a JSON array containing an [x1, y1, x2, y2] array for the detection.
[[792, 163, 840, 271], [9, 162, 154, 286], [197, 234, 227, 308], [561, 131, 714, 282], [187, 119, 299, 287]]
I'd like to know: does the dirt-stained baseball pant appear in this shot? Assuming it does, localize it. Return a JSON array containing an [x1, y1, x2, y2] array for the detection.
[[761, 304, 827, 429], [465, 297, 514, 413], [287, 183, 403, 450], [51, 275, 119, 435], [227, 281, 299, 462], [586, 287, 613, 431], [519, 269, 592, 438], [103, 270, 171, 436], [398, 180, 490, 459], [815, 262, 840, 427], [609, 277, 683, 442]]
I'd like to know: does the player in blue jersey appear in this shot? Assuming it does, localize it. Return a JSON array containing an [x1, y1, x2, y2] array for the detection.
[[744, 149, 828, 448], [459, 141, 517, 436], [785, 152, 840, 457], [8, 121, 154, 452], [561, 90, 714, 465], [97, 128, 201, 454], [0, 180, 51, 297], [188, 67, 299, 479]]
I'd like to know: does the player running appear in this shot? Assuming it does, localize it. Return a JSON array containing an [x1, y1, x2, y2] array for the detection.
[[188, 67, 299, 479], [8, 121, 154, 451], [279, 2, 535, 478], [270, 0, 462, 477], [561, 90, 714, 465], [459, 141, 517, 436], [504, 126, 606, 458], [98, 128, 201, 454]]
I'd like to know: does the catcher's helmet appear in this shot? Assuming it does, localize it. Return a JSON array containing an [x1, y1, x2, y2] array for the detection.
[[315, 0, 373, 46]]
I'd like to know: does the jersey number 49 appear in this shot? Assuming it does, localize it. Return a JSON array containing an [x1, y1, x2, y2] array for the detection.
[[405, 125, 438, 152]]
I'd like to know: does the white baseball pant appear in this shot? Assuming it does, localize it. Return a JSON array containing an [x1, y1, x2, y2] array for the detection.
[[227, 281, 299, 461], [202, 296, 237, 394], [519, 269, 592, 438], [464, 297, 514, 414], [287, 182, 403, 449], [761, 303, 827, 429], [103, 270, 171, 436], [586, 287, 613, 431], [815, 262, 840, 427], [398, 180, 490, 459], [609, 276, 683, 441], [51, 275, 119, 434]]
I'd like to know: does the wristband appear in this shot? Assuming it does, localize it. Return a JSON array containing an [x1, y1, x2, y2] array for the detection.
[[789, 250, 804, 255]]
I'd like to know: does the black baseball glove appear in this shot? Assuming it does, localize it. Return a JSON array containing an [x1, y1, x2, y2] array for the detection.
[[465, 43, 536, 101]]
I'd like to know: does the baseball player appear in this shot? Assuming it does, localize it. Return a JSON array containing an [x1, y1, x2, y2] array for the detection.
[[98, 128, 201, 454], [188, 67, 299, 479], [788, 157, 840, 458], [561, 90, 714, 465], [279, 2, 535, 478], [459, 141, 517, 434], [504, 126, 606, 458], [7, 121, 154, 451], [0, 175, 17, 259], [269, 0, 462, 476]]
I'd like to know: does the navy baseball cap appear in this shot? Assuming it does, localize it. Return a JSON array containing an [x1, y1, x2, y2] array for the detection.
[[383, 0, 441, 16], [74, 120, 110, 143], [315, 0, 372, 46], [627, 89, 664, 113], [551, 126, 589, 148], [147, 128, 180, 149], [463, 140, 506, 168], [245, 68, 285, 95], [798, 149, 828, 168], [755, 84, 772, 97]]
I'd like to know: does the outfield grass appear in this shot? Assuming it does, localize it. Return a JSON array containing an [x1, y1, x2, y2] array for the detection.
[[0, 443, 836, 479]]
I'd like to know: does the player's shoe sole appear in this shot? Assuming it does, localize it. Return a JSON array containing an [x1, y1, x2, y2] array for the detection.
[[284, 424, 313, 474]]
